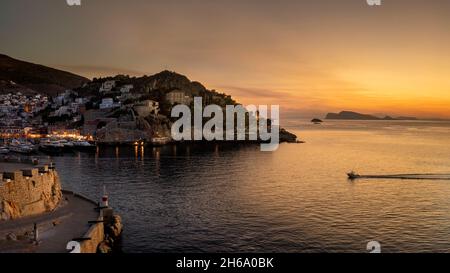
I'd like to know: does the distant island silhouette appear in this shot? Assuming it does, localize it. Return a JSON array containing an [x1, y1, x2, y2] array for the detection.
[[325, 111, 418, 121]]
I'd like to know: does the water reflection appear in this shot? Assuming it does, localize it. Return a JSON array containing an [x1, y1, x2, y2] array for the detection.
[[49, 121, 450, 253]]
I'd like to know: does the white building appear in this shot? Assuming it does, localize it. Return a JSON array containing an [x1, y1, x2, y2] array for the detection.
[[54, 91, 70, 106], [0, 105, 12, 113], [75, 97, 88, 104], [100, 80, 116, 93], [120, 84, 134, 94], [99, 98, 118, 109]]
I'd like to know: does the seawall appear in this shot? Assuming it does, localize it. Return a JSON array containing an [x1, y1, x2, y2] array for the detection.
[[62, 190, 122, 253]]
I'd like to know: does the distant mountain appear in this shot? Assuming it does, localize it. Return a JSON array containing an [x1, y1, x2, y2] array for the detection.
[[0, 54, 90, 96], [326, 111, 380, 120], [396, 116, 418, 120], [325, 111, 417, 120]]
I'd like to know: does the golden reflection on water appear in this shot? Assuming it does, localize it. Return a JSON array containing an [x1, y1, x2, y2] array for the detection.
[[214, 144, 219, 157], [230, 122, 450, 252], [172, 145, 177, 156], [53, 121, 450, 252], [115, 146, 120, 159], [153, 147, 161, 176]]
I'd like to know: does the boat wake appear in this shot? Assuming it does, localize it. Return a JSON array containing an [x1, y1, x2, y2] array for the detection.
[[347, 171, 450, 181]]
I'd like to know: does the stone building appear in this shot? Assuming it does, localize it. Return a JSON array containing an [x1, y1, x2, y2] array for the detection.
[[166, 90, 192, 105], [133, 100, 160, 117]]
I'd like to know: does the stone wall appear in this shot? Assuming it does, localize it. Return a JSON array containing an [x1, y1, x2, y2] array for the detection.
[[0, 164, 62, 221], [79, 209, 123, 253], [80, 217, 105, 253], [61, 190, 122, 253]]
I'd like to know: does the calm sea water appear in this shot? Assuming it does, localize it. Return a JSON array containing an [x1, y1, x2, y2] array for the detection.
[[51, 120, 450, 253]]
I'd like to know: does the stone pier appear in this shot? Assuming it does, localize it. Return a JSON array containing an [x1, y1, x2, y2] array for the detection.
[[0, 158, 122, 253]]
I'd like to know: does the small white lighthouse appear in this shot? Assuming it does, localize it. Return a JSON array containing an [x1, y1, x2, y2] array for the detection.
[[101, 185, 109, 207]]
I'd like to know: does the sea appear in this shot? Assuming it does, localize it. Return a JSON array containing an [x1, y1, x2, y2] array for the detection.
[[51, 120, 450, 253]]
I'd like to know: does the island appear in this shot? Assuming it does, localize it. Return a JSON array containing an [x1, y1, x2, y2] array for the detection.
[[325, 111, 418, 121]]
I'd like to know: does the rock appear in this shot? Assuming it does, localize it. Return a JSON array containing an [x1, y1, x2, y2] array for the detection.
[[279, 128, 297, 143], [1, 200, 21, 220], [97, 241, 112, 254], [107, 215, 123, 238]]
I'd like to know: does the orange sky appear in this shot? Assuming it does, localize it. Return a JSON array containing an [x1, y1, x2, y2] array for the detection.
[[1, 0, 449, 119]]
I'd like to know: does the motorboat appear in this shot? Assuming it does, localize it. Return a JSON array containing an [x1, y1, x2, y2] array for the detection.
[[39, 140, 65, 155], [58, 139, 75, 151], [0, 147, 9, 154], [8, 139, 36, 154], [72, 140, 97, 151], [347, 171, 360, 180]]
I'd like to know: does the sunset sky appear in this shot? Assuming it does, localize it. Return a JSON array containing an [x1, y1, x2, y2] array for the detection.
[[1, 0, 449, 119]]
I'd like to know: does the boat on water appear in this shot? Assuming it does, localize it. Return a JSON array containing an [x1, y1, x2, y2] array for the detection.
[[39, 139, 66, 155], [0, 147, 9, 154], [348, 171, 450, 181], [347, 171, 361, 180], [58, 139, 75, 152], [8, 139, 36, 154], [72, 140, 96, 151]]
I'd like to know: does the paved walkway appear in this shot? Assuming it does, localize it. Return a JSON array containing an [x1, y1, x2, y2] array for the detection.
[[0, 194, 100, 253], [0, 162, 36, 172]]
